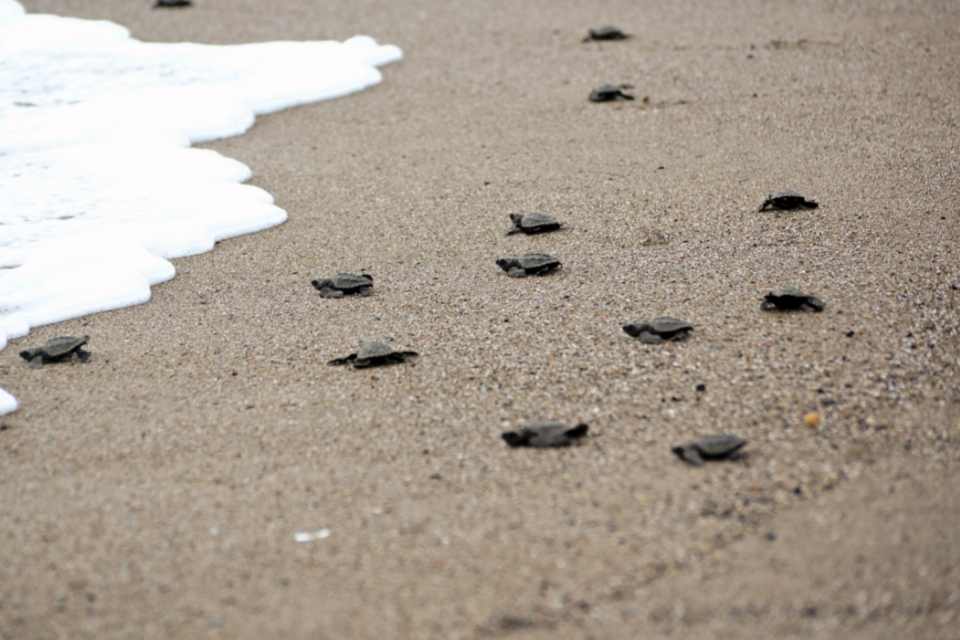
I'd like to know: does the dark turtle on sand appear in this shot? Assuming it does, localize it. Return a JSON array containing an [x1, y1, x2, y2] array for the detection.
[[506, 213, 562, 236], [496, 253, 562, 277], [758, 191, 818, 212], [582, 26, 631, 42], [589, 84, 635, 102], [328, 338, 418, 369], [19, 336, 90, 367], [672, 434, 747, 466], [502, 422, 589, 448], [311, 272, 373, 298], [761, 287, 825, 312], [623, 317, 694, 344], [154, 0, 192, 7]]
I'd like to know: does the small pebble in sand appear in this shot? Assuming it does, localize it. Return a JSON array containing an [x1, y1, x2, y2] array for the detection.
[[761, 288, 826, 312], [328, 338, 418, 369], [311, 272, 373, 298], [804, 411, 822, 429], [672, 434, 747, 466], [154, 0, 192, 8], [293, 528, 330, 543], [758, 191, 819, 212], [502, 422, 589, 448], [623, 317, 694, 344], [506, 212, 562, 236], [583, 26, 631, 42], [496, 254, 562, 277], [589, 84, 635, 102], [19, 336, 91, 367]]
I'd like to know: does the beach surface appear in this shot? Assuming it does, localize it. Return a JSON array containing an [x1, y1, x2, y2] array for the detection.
[[3, 1, 959, 638]]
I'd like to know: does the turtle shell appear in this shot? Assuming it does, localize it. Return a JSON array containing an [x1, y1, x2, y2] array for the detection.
[[695, 434, 747, 457], [19, 335, 89, 363], [496, 254, 562, 277], [502, 422, 589, 448], [589, 84, 634, 102], [759, 191, 818, 212], [623, 317, 693, 343], [329, 339, 418, 368], [761, 288, 826, 312], [672, 434, 746, 466], [585, 26, 630, 41], [312, 272, 372, 297], [507, 213, 562, 235], [355, 339, 396, 361]]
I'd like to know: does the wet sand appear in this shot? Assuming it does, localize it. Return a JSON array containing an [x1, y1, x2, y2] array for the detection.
[[3, 1, 959, 638]]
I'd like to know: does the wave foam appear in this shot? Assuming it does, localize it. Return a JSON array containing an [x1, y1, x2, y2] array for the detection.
[[0, 0, 402, 413]]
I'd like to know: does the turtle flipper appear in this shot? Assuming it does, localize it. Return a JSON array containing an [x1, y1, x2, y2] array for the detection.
[[75, 348, 92, 362], [672, 445, 704, 466], [28, 355, 44, 369], [328, 354, 357, 366]]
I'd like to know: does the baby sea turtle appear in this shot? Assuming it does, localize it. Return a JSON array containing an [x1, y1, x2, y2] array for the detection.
[[154, 0, 192, 7], [672, 434, 747, 466], [761, 288, 826, 312], [496, 254, 562, 277], [328, 338, 418, 369], [19, 336, 91, 367], [623, 317, 694, 344], [506, 213, 562, 236], [758, 191, 818, 212], [502, 422, 589, 448], [589, 84, 635, 102], [311, 272, 373, 298], [582, 26, 631, 42]]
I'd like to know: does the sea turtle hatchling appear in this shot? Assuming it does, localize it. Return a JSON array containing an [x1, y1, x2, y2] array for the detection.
[[19, 336, 91, 367], [758, 191, 818, 212], [328, 338, 418, 369], [623, 317, 694, 344], [582, 26, 631, 42], [506, 213, 562, 236], [502, 422, 589, 448], [589, 84, 635, 102], [496, 253, 562, 277], [154, 0, 192, 8], [761, 288, 826, 312], [311, 272, 373, 298], [672, 434, 747, 466]]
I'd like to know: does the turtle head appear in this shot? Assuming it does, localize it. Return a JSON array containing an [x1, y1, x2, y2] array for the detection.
[[622, 323, 642, 337], [566, 423, 589, 439], [501, 431, 528, 447]]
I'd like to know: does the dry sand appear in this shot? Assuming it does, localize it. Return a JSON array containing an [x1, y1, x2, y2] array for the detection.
[[3, 0, 959, 638]]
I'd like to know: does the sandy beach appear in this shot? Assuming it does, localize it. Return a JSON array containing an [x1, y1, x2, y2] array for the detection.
[[3, 0, 959, 638]]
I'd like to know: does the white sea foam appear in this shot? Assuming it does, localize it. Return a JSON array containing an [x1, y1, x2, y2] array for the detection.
[[0, 0, 402, 413]]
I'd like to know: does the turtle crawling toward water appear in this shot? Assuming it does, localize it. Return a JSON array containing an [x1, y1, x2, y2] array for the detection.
[[583, 26, 631, 42], [506, 212, 562, 236], [19, 336, 91, 367], [761, 288, 826, 312], [672, 434, 747, 466], [502, 422, 589, 448], [328, 338, 418, 369], [758, 191, 818, 212], [496, 253, 562, 277], [623, 317, 694, 344], [589, 84, 635, 102], [311, 272, 373, 298]]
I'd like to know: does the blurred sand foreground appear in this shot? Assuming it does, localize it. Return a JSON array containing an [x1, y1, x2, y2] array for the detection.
[[3, 1, 959, 638]]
